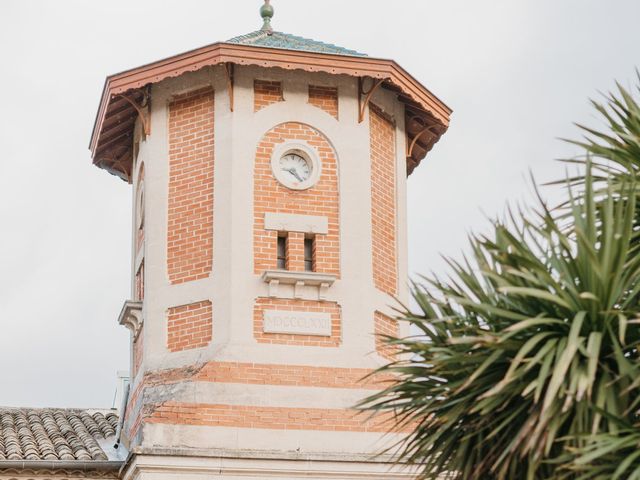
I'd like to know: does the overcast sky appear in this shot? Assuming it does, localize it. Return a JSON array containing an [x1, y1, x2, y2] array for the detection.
[[0, 0, 638, 408]]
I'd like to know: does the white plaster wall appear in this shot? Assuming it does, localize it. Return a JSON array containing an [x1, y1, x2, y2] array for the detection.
[[143, 423, 405, 459]]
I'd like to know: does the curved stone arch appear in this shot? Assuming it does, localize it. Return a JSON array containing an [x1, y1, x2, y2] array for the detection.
[[253, 121, 341, 278], [251, 101, 343, 168], [135, 162, 145, 230], [134, 158, 145, 184], [254, 119, 341, 188]]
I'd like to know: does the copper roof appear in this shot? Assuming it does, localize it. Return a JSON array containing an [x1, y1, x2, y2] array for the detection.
[[0, 408, 118, 462], [90, 33, 451, 181], [227, 30, 367, 56]]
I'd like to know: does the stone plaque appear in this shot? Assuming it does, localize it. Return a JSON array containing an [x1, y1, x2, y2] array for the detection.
[[264, 212, 329, 234], [263, 310, 332, 337]]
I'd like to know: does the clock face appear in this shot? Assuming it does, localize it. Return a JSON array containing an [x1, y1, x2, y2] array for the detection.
[[270, 143, 321, 190], [279, 152, 312, 184]]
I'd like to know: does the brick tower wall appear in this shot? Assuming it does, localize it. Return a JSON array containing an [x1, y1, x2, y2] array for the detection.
[[123, 66, 410, 469], [167, 87, 215, 285]]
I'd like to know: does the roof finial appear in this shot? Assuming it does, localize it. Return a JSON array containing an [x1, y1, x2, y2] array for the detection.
[[260, 0, 274, 34]]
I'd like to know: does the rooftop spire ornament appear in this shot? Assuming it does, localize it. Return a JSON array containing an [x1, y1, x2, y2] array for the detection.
[[260, 0, 274, 34]]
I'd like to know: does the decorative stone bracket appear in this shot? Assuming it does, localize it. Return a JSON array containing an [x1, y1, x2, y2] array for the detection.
[[117, 300, 143, 340], [261, 270, 337, 300]]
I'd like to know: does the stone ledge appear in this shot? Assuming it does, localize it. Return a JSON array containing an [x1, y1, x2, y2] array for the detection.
[[261, 270, 337, 300]]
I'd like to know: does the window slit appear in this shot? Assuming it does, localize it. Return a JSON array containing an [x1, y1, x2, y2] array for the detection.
[[277, 234, 287, 270], [304, 236, 314, 272]]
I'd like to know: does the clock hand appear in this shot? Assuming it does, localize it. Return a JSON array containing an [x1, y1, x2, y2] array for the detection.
[[283, 167, 304, 182], [290, 168, 304, 182]]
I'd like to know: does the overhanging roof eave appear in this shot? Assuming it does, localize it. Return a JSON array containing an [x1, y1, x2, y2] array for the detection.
[[89, 42, 452, 158]]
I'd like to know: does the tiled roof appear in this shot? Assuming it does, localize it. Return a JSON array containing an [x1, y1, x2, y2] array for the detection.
[[226, 30, 367, 57], [0, 408, 118, 461]]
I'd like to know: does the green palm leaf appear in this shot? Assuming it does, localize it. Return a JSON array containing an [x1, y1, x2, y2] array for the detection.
[[359, 78, 640, 479]]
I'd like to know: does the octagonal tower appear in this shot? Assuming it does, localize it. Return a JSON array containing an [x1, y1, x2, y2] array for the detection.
[[91, 3, 451, 479]]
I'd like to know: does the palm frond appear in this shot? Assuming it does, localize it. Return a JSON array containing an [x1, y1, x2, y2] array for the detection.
[[359, 169, 640, 479]]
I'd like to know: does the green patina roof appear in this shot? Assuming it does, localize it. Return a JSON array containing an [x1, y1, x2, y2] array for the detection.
[[226, 30, 367, 57]]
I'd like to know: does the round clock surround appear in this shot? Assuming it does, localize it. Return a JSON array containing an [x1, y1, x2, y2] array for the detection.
[[270, 141, 322, 190]]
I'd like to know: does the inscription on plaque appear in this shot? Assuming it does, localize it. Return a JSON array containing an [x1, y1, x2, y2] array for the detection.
[[263, 310, 332, 337]]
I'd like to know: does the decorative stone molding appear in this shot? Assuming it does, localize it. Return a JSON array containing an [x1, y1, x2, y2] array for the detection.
[[261, 270, 336, 300], [117, 300, 143, 340]]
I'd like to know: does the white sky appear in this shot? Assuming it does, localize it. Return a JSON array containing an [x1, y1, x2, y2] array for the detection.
[[0, 0, 638, 408]]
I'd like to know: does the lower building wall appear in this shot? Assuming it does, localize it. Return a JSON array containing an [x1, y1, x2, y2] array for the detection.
[[142, 422, 407, 454], [123, 454, 421, 480], [122, 359, 398, 449]]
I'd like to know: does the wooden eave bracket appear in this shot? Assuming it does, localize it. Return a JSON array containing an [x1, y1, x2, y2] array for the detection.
[[406, 124, 439, 158], [89, 45, 453, 182], [115, 87, 151, 137], [358, 77, 385, 123], [90, 44, 452, 145], [224, 62, 235, 112], [98, 147, 132, 183]]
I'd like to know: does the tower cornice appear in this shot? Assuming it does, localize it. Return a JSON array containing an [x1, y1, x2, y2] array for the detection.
[[90, 42, 451, 181]]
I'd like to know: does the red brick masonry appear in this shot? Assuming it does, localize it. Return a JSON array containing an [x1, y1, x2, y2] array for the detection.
[[167, 300, 213, 352], [308, 85, 339, 119], [370, 108, 397, 295], [374, 311, 399, 361], [254, 122, 340, 276], [167, 87, 214, 285], [254, 80, 284, 112]]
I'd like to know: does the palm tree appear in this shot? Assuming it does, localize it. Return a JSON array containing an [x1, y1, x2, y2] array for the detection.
[[360, 80, 640, 479], [555, 78, 640, 480]]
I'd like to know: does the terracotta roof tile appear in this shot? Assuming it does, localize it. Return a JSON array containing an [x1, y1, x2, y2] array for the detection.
[[0, 408, 118, 461]]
